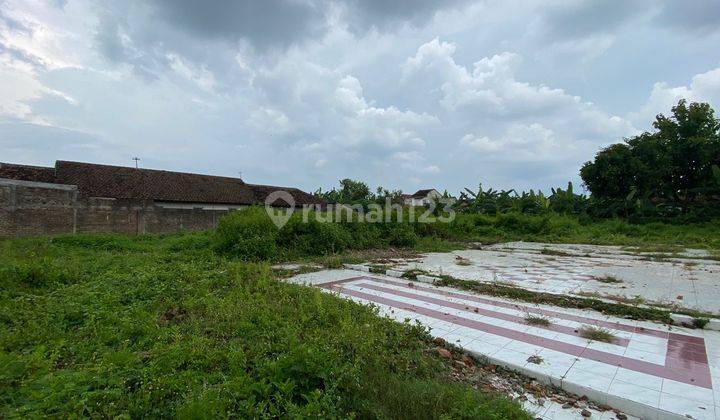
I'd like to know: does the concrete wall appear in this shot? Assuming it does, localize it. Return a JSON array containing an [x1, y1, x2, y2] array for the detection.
[[0, 178, 230, 237]]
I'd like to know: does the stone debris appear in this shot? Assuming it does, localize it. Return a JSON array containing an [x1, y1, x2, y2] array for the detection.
[[434, 343, 632, 419]]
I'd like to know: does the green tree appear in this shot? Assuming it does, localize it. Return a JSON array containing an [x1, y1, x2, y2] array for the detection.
[[581, 100, 720, 216]]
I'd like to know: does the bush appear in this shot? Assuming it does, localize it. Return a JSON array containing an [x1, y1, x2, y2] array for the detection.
[[339, 220, 383, 249], [51, 234, 141, 251], [213, 207, 279, 260], [0, 259, 82, 289], [277, 213, 352, 256], [386, 224, 418, 247], [0, 236, 530, 418]]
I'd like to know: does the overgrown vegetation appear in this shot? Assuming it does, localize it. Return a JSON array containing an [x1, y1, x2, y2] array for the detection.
[[693, 318, 710, 329], [593, 276, 622, 284], [524, 315, 551, 327], [0, 233, 528, 418], [578, 326, 616, 343], [214, 207, 720, 264], [433, 275, 675, 323]]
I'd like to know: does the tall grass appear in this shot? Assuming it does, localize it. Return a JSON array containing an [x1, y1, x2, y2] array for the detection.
[[213, 207, 720, 261], [0, 235, 529, 418]]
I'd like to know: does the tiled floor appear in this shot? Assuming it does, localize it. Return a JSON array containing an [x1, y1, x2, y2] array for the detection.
[[386, 242, 720, 314], [289, 269, 720, 420]]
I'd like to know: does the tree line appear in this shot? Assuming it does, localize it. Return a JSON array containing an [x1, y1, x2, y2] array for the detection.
[[315, 100, 720, 222]]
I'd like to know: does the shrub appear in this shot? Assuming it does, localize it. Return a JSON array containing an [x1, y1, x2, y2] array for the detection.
[[51, 234, 141, 251], [277, 214, 351, 256], [213, 207, 278, 260], [386, 224, 418, 247], [0, 259, 82, 289], [339, 220, 383, 249]]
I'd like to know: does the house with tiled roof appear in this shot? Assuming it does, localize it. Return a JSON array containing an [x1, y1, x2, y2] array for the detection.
[[402, 188, 442, 207], [0, 160, 322, 237]]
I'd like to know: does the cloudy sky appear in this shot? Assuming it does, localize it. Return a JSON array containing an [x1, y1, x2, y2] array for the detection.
[[1, 0, 719, 194]]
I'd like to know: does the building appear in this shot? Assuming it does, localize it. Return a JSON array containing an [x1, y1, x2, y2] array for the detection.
[[0, 160, 323, 237], [402, 189, 442, 206]]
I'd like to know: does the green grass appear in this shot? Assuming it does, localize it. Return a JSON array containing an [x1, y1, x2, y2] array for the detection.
[[539, 248, 573, 257], [435, 213, 720, 250], [593, 275, 623, 284], [579, 326, 616, 343], [434, 275, 678, 322], [524, 315, 551, 327], [0, 233, 529, 419]]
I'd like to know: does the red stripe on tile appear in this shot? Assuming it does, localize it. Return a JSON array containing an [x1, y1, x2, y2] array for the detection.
[[354, 281, 629, 346], [324, 281, 712, 389], [355, 276, 669, 339]]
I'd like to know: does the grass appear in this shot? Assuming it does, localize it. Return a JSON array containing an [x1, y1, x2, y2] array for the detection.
[[524, 315, 551, 327], [438, 213, 720, 250], [3, 208, 720, 417], [433, 274, 719, 323], [539, 248, 573, 257], [693, 318, 710, 329], [455, 256, 473, 266], [0, 233, 529, 418], [401, 269, 431, 280], [593, 275, 623, 284], [579, 326, 616, 343]]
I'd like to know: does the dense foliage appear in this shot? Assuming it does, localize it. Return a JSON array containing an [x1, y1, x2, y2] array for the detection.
[[314, 178, 405, 207], [213, 207, 720, 262], [214, 207, 420, 260], [581, 100, 720, 218], [0, 234, 528, 418]]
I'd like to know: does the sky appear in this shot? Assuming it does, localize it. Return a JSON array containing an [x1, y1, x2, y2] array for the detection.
[[1, 0, 720, 195]]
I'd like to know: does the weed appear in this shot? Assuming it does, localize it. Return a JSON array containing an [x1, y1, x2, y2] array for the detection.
[[693, 318, 710, 329], [579, 326, 615, 343], [455, 256, 472, 266], [0, 234, 529, 419], [526, 355, 543, 364], [434, 275, 676, 323], [540, 248, 573, 256], [593, 275, 623, 284], [401, 269, 430, 280], [524, 315, 551, 327]]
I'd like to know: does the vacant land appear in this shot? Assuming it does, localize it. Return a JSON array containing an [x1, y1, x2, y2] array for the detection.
[[0, 233, 528, 418], [2, 209, 718, 417]]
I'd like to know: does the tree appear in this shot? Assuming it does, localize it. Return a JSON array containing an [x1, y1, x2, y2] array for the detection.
[[580, 100, 720, 215]]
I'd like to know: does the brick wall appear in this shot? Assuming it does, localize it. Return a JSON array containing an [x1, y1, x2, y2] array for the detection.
[[0, 178, 230, 237]]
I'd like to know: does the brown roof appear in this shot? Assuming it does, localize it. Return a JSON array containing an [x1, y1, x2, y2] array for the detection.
[[410, 189, 437, 198], [248, 183, 322, 207], [0, 162, 56, 183], [53, 161, 258, 204], [1, 160, 323, 206]]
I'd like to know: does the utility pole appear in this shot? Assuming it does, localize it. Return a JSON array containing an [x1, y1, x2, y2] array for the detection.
[[132, 157, 140, 169]]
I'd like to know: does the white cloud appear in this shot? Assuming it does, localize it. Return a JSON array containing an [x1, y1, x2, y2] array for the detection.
[[459, 134, 501, 153], [0, 0, 717, 195], [632, 67, 720, 128], [406, 38, 636, 162], [460, 124, 565, 161]]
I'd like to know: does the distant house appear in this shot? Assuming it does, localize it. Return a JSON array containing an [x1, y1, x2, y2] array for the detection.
[[403, 189, 442, 207]]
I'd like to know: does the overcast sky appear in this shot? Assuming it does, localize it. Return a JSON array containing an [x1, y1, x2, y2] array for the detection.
[[1, 0, 719, 194]]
